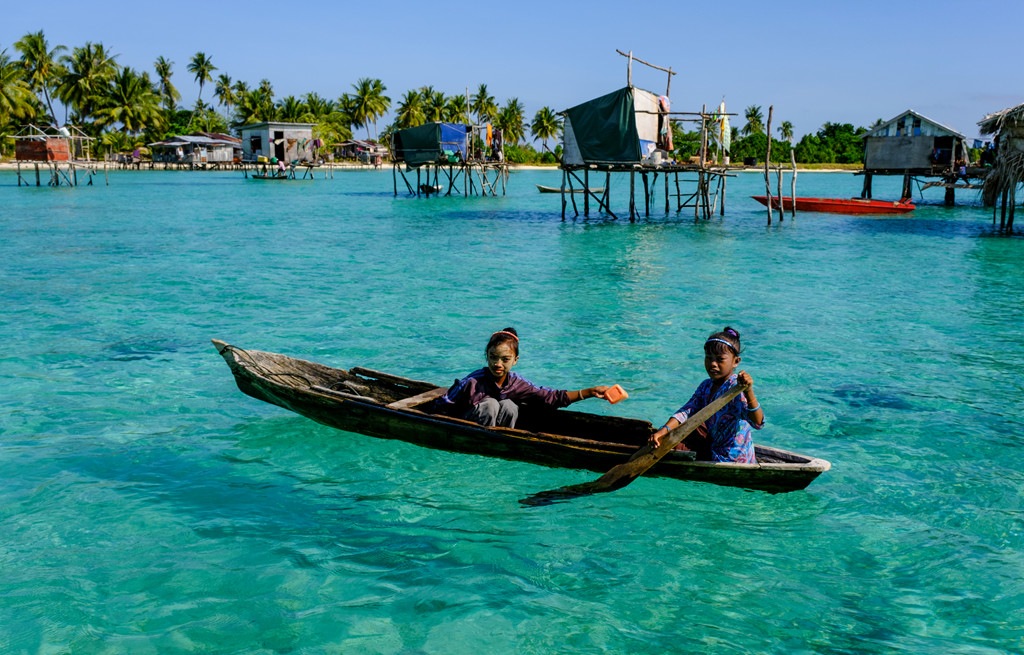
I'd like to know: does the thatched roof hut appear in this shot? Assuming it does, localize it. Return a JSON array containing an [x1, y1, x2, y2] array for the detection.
[[978, 103, 1024, 207]]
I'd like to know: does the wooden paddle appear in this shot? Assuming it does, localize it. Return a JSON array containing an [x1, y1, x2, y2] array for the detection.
[[520, 383, 749, 506]]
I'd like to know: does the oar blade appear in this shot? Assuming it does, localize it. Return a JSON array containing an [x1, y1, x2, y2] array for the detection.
[[520, 384, 749, 505], [518, 481, 604, 506]]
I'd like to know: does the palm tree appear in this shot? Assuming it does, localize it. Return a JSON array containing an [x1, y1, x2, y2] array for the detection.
[[214, 73, 234, 113], [187, 52, 216, 103], [153, 56, 179, 110], [779, 120, 794, 143], [316, 110, 352, 150], [423, 88, 446, 123], [94, 66, 163, 135], [495, 97, 525, 145], [191, 102, 228, 133], [57, 42, 118, 128], [276, 95, 307, 122], [350, 77, 390, 140], [0, 48, 37, 126], [742, 105, 764, 136], [14, 30, 66, 124], [394, 89, 425, 128], [530, 106, 561, 152], [444, 93, 468, 124], [471, 83, 496, 124], [233, 86, 276, 126], [302, 92, 334, 119], [336, 92, 360, 135], [186, 51, 216, 128]]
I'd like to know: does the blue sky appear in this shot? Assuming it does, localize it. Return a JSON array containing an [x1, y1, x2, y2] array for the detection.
[[4, 0, 1021, 140]]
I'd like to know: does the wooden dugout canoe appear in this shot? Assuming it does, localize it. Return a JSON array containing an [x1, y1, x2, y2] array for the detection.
[[536, 184, 605, 194], [212, 340, 831, 493]]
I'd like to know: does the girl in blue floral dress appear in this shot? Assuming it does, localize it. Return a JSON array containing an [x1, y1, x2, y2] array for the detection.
[[648, 327, 764, 463]]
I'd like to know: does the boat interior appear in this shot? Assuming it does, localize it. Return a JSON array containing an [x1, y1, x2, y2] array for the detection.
[[218, 342, 816, 465]]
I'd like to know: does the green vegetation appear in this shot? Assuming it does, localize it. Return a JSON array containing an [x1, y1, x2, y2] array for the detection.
[[0, 29, 873, 165]]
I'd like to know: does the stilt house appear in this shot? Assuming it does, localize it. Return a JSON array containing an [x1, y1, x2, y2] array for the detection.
[[391, 123, 470, 166], [239, 122, 316, 163], [561, 86, 671, 165], [11, 124, 93, 161], [862, 110, 967, 173], [390, 122, 508, 198], [148, 133, 241, 164], [859, 110, 971, 200]]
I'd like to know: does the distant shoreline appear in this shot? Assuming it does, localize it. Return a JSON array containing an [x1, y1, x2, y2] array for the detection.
[[0, 161, 861, 174]]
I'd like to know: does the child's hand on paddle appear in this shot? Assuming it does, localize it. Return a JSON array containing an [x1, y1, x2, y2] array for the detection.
[[737, 370, 753, 388]]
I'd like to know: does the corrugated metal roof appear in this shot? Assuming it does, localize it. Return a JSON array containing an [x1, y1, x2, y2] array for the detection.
[[862, 109, 965, 139], [148, 135, 239, 147]]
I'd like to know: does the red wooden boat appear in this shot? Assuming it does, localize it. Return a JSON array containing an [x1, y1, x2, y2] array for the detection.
[[751, 195, 915, 214]]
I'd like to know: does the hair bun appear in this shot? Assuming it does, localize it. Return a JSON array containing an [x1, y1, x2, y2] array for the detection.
[[724, 326, 740, 339]]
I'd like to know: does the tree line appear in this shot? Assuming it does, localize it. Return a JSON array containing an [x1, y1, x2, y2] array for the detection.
[[1, 30, 870, 164]]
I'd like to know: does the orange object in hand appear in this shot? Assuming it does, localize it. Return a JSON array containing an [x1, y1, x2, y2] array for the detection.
[[605, 384, 628, 404]]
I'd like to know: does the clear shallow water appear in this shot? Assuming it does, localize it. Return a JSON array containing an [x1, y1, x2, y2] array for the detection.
[[1, 167, 1021, 653]]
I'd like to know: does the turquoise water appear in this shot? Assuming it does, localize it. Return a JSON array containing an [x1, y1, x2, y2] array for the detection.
[[1, 167, 1021, 654]]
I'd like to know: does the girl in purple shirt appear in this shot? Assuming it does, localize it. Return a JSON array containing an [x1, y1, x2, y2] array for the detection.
[[649, 327, 764, 463], [433, 327, 611, 428]]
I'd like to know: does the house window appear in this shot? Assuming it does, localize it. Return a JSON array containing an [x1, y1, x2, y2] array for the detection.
[[896, 119, 905, 137], [250, 135, 262, 156], [912, 118, 922, 136]]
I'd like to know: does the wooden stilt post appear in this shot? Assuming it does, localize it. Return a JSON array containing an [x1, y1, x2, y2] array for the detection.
[[584, 168, 590, 216], [699, 170, 707, 219], [642, 172, 649, 217], [696, 173, 704, 223], [561, 168, 567, 221], [604, 171, 611, 215], [790, 148, 797, 218], [675, 170, 681, 212], [720, 174, 726, 216], [393, 164, 397, 196], [1009, 184, 1017, 232], [862, 172, 872, 199], [1000, 188, 1008, 229], [764, 105, 774, 225], [35, 163, 41, 186], [776, 166, 784, 222], [569, 171, 578, 216], [629, 169, 636, 222], [664, 168, 670, 214]]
